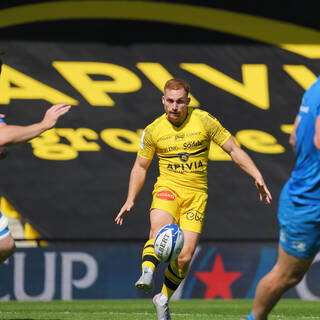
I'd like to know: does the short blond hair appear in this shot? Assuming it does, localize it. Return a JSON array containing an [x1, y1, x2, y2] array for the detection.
[[164, 78, 190, 96]]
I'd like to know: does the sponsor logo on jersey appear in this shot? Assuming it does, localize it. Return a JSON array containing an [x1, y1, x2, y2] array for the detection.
[[175, 134, 185, 140], [159, 146, 178, 153], [300, 105, 309, 113], [291, 240, 306, 252], [156, 190, 175, 201], [178, 152, 189, 163], [186, 210, 204, 223], [157, 135, 173, 142], [183, 140, 203, 150], [280, 230, 286, 243], [186, 131, 201, 137], [167, 160, 204, 172]]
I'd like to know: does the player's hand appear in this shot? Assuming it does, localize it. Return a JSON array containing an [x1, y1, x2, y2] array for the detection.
[[255, 178, 272, 204], [41, 103, 71, 130], [115, 200, 134, 226]]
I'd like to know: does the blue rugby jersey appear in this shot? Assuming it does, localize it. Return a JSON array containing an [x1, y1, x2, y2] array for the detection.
[[287, 76, 320, 204]]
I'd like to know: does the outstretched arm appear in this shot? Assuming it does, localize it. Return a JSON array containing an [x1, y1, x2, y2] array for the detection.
[[221, 136, 272, 204], [115, 155, 152, 226], [0, 103, 71, 147]]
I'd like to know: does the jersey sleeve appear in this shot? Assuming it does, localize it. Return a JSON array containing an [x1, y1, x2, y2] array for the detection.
[[204, 113, 231, 146], [137, 127, 155, 160], [0, 118, 5, 124]]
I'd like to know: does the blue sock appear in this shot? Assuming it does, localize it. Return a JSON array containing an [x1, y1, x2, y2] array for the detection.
[[247, 311, 255, 320]]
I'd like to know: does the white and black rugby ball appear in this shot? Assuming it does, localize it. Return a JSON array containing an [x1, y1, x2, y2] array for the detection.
[[154, 224, 184, 262]]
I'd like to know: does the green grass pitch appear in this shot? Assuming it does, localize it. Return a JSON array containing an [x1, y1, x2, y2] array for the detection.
[[0, 299, 319, 319]]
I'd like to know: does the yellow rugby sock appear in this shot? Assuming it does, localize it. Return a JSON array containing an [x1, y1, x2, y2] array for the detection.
[[161, 260, 188, 298], [141, 239, 160, 273]]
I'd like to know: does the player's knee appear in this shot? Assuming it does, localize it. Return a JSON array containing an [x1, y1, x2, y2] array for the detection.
[[275, 268, 305, 289], [149, 227, 158, 239], [7, 236, 16, 253], [285, 272, 304, 287]]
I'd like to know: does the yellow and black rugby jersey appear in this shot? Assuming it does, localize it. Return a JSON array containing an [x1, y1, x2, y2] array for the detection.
[[138, 108, 231, 191]]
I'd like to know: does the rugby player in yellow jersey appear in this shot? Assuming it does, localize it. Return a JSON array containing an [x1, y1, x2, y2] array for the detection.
[[0, 56, 71, 263], [115, 78, 272, 320]]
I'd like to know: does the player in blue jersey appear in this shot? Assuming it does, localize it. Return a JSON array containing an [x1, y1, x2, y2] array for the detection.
[[242, 77, 320, 320], [0, 56, 71, 263]]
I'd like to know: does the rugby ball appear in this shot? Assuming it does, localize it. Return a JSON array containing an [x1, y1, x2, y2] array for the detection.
[[154, 224, 184, 262]]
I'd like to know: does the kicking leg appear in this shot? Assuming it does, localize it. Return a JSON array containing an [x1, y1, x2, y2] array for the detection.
[[136, 209, 174, 293]]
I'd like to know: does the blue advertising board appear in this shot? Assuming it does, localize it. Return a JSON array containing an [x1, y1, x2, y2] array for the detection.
[[0, 245, 319, 301]]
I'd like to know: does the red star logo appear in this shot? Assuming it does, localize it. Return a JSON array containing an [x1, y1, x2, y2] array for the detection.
[[195, 253, 242, 299]]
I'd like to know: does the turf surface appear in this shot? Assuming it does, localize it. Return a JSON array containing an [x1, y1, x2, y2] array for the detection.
[[0, 299, 319, 319]]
